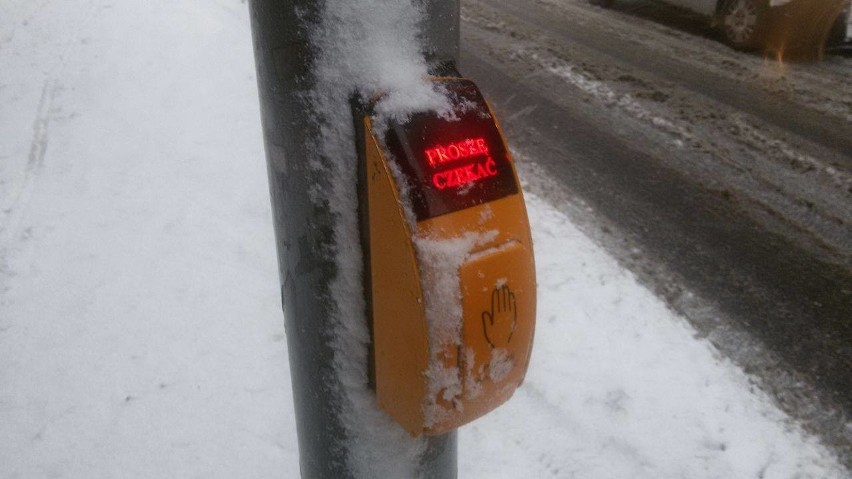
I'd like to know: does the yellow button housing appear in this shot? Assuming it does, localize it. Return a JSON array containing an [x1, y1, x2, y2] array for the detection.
[[362, 77, 536, 436]]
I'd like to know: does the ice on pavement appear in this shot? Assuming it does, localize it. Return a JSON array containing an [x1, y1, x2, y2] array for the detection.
[[0, 0, 846, 478]]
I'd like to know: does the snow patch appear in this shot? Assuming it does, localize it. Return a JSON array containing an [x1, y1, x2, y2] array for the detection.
[[1, 1, 848, 478], [459, 187, 847, 478], [463, 347, 484, 400], [730, 113, 852, 190], [488, 348, 514, 383], [518, 48, 698, 148], [414, 229, 498, 427]]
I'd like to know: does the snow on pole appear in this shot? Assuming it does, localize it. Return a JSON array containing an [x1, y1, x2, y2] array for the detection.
[[247, 0, 459, 477]]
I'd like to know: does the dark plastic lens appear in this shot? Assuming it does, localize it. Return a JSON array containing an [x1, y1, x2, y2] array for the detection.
[[380, 79, 519, 222]]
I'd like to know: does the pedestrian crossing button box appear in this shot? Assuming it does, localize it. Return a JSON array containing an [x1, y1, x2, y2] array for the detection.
[[360, 78, 536, 436]]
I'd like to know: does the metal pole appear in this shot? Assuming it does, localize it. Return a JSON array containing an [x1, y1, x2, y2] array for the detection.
[[247, 0, 459, 477], [420, 0, 460, 69], [247, 0, 348, 476]]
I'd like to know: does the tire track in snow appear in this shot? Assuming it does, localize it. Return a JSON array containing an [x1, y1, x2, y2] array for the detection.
[[472, 0, 852, 157], [462, 6, 852, 268], [481, 27, 851, 263], [1, 0, 98, 250], [0, 79, 58, 248]]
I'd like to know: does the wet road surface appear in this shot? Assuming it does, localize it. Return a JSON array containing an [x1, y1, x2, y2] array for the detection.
[[459, 0, 852, 465]]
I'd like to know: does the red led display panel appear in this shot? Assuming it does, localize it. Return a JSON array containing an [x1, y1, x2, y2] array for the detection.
[[381, 79, 518, 221]]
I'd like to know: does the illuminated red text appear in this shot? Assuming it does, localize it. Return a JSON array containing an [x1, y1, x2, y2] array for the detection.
[[424, 138, 489, 167], [432, 157, 498, 190]]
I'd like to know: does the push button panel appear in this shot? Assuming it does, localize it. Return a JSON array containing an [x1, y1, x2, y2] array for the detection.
[[458, 241, 535, 419], [417, 193, 536, 436], [363, 77, 536, 436]]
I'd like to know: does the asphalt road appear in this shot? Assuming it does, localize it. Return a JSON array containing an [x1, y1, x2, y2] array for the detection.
[[459, 0, 852, 464]]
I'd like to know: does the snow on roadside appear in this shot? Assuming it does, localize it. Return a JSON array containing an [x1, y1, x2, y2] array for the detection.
[[0, 1, 846, 478], [460, 188, 846, 478]]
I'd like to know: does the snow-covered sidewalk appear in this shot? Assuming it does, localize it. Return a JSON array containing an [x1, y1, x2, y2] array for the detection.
[[0, 0, 845, 477]]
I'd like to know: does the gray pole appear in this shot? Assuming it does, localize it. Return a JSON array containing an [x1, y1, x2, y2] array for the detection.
[[246, 0, 459, 477], [420, 0, 460, 68]]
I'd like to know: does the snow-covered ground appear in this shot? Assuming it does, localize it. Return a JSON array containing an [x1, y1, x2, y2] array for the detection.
[[0, 1, 846, 477]]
